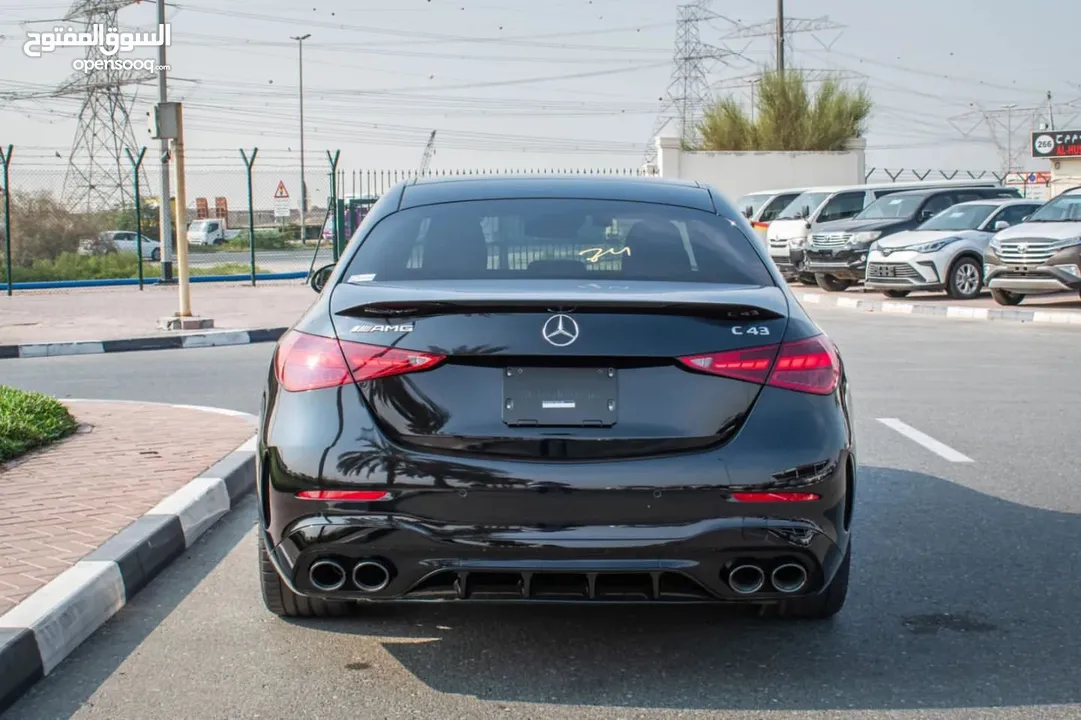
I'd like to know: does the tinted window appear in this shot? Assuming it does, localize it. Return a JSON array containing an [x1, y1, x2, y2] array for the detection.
[[817, 192, 866, 222], [919, 204, 996, 231], [991, 205, 1038, 227], [954, 192, 983, 203], [759, 193, 800, 222], [919, 194, 955, 218], [343, 199, 775, 287]]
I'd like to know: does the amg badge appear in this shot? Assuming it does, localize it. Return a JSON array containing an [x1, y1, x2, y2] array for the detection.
[[350, 323, 414, 333]]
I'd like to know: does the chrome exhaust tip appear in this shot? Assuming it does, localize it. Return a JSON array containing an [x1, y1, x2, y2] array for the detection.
[[771, 563, 808, 594], [352, 560, 391, 593], [308, 559, 346, 592], [728, 564, 765, 595]]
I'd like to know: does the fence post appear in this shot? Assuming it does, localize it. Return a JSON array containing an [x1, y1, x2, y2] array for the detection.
[[1, 145, 12, 296], [125, 146, 148, 290], [326, 150, 340, 261], [240, 148, 258, 286]]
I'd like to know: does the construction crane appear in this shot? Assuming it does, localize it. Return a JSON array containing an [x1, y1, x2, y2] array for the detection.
[[417, 130, 437, 175]]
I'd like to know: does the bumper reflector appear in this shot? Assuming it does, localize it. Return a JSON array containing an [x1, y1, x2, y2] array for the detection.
[[295, 490, 390, 501], [731, 492, 819, 503]]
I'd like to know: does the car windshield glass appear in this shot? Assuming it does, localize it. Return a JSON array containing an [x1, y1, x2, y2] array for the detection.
[[734, 193, 772, 218], [1026, 194, 1081, 222], [776, 192, 829, 220], [189, 221, 207, 230], [342, 198, 776, 286], [918, 204, 996, 231], [855, 195, 924, 220]]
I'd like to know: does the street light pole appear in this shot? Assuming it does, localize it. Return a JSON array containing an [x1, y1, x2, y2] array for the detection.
[[291, 33, 311, 245]]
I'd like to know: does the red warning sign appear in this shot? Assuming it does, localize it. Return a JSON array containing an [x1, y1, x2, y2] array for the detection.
[[274, 181, 289, 199]]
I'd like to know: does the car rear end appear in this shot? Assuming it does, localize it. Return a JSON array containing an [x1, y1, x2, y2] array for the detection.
[[258, 182, 855, 611]]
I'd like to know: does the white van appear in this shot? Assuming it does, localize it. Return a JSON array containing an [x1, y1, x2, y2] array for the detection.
[[733, 187, 806, 243], [765, 179, 1005, 281]]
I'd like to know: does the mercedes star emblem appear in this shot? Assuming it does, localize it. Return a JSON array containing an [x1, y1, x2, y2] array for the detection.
[[542, 313, 579, 347]]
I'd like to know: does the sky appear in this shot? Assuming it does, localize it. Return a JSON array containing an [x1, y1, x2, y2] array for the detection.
[[0, 0, 1077, 205]]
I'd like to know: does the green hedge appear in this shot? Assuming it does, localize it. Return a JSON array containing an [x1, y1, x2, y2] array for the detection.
[[0, 386, 78, 462], [1, 253, 268, 283]]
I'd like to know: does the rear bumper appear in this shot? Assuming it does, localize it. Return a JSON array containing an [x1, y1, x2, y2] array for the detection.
[[257, 374, 856, 604], [261, 501, 850, 604]]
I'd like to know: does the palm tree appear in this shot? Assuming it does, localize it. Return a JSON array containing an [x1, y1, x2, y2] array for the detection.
[[698, 68, 872, 152]]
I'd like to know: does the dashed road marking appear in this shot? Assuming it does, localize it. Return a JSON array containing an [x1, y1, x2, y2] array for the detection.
[[876, 418, 974, 463]]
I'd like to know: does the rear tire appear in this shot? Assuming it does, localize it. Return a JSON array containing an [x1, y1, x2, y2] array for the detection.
[[775, 544, 850, 620], [815, 274, 854, 293], [990, 288, 1025, 306], [259, 533, 352, 618], [882, 290, 910, 298], [946, 256, 983, 300]]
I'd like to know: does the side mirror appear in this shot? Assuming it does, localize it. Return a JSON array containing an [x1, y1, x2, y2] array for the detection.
[[742, 206, 754, 219], [993, 220, 1010, 231], [309, 263, 335, 293], [801, 205, 811, 219]]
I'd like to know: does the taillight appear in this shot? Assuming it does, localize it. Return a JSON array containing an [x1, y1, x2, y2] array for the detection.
[[275, 330, 444, 392], [678, 334, 840, 395], [731, 492, 819, 502], [296, 490, 390, 501]]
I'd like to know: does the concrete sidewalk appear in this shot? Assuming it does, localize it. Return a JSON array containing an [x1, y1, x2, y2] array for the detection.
[[0, 399, 257, 712]]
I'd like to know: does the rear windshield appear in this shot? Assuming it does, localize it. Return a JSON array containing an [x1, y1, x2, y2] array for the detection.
[[342, 198, 775, 286]]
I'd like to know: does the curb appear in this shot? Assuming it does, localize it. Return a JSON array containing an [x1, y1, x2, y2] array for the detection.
[[0, 327, 288, 360], [793, 291, 1081, 327], [0, 427, 258, 714]]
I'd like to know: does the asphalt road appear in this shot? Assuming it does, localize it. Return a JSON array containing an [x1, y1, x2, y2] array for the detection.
[[3, 306, 1081, 719]]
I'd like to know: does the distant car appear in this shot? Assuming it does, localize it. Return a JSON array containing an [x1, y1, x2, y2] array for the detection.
[[77, 230, 161, 261], [733, 187, 805, 244], [257, 175, 856, 621], [863, 199, 1042, 299], [804, 186, 1021, 291], [984, 187, 1081, 306]]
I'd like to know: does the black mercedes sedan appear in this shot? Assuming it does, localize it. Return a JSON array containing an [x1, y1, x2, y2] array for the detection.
[[257, 175, 857, 621]]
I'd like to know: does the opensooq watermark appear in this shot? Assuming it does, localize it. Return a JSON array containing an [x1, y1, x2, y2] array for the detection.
[[23, 23, 171, 74]]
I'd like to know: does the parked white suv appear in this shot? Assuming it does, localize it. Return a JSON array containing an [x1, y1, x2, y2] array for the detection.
[[864, 198, 1042, 299]]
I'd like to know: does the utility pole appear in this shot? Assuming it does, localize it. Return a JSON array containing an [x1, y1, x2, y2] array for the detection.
[[157, 0, 173, 282], [1047, 91, 1055, 130], [776, 0, 785, 75], [1003, 103, 1016, 175], [172, 103, 191, 316], [291, 34, 310, 245]]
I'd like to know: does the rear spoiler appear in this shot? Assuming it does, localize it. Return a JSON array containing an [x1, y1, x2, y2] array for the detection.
[[337, 299, 785, 322]]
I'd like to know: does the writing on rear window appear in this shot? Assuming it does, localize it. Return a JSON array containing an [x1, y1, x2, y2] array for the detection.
[[578, 246, 631, 263]]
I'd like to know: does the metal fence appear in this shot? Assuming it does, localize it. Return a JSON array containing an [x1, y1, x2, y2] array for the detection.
[[0, 145, 1051, 293]]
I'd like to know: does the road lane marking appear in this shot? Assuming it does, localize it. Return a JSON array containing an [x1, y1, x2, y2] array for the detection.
[[876, 418, 974, 463]]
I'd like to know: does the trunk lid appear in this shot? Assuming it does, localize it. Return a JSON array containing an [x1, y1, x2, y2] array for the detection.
[[328, 280, 791, 460]]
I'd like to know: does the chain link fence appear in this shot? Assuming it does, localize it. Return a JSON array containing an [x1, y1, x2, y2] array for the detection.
[[0, 146, 1050, 292]]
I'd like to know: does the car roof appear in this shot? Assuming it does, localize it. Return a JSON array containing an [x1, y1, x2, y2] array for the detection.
[[870, 186, 1011, 199], [739, 187, 807, 196], [398, 174, 716, 212]]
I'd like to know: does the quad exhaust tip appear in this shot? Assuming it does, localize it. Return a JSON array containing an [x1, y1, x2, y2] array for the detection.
[[352, 560, 391, 593], [308, 559, 347, 592], [728, 564, 765, 595], [771, 563, 808, 594]]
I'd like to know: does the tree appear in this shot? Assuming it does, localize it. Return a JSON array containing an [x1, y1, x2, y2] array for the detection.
[[698, 68, 873, 152]]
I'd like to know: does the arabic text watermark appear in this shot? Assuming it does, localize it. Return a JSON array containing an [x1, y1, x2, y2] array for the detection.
[[23, 23, 171, 59]]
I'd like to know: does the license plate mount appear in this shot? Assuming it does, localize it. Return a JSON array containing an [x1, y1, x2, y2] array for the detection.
[[502, 367, 618, 427]]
